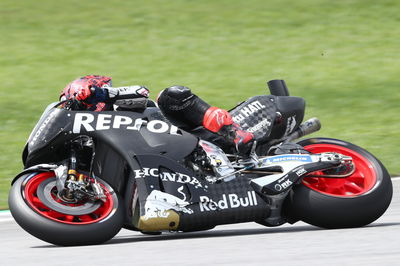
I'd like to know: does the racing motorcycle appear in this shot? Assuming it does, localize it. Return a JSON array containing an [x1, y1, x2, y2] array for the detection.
[[8, 80, 393, 246]]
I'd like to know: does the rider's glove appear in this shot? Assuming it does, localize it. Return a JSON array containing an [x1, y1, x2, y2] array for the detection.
[[230, 123, 255, 155], [75, 86, 108, 104]]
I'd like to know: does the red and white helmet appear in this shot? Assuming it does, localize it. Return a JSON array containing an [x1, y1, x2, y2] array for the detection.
[[60, 75, 112, 111], [60, 75, 112, 100]]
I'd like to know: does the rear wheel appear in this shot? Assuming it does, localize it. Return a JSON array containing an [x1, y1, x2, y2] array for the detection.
[[9, 172, 124, 246], [284, 138, 393, 228]]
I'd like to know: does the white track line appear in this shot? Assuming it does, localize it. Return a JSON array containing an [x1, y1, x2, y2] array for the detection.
[[0, 211, 12, 222], [0, 218, 14, 223]]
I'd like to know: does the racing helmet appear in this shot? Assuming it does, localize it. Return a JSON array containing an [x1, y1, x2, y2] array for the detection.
[[60, 75, 112, 111], [60, 75, 112, 100]]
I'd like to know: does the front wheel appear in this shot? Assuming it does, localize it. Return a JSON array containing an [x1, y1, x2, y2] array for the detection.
[[9, 172, 124, 246], [284, 138, 393, 229]]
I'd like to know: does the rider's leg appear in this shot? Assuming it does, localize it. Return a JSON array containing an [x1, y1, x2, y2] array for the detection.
[[157, 85, 254, 155]]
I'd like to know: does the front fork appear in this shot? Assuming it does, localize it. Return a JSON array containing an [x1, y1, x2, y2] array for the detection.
[[54, 147, 106, 202]]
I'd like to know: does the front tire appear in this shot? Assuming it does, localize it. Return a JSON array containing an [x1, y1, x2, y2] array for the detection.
[[9, 172, 124, 246], [284, 138, 393, 228]]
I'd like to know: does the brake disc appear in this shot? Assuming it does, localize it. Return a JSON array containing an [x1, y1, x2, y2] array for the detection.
[[36, 178, 101, 215]]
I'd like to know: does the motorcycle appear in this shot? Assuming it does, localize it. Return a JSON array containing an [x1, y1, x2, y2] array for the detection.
[[8, 80, 393, 246]]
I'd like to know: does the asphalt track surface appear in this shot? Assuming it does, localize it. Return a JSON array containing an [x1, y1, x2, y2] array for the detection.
[[1, 179, 399, 266]]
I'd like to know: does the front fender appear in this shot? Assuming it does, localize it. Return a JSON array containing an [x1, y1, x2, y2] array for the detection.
[[11, 164, 58, 185]]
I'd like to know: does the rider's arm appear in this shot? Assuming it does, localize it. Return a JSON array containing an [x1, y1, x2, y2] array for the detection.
[[91, 85, 150, 109]]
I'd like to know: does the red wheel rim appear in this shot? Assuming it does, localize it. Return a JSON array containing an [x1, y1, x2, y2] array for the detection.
[[23, 172, 114, 224], [302, 144, 377, 197]]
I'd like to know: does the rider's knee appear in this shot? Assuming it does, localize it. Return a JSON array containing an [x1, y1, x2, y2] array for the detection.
[[157, 85, 194, 113]]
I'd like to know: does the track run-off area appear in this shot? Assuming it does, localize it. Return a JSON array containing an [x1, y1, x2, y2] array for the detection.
[[1, 178, 399, 266]]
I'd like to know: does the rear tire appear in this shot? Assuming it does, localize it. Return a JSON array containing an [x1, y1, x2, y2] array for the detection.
[[284, 138, 393, 228], [9, 172, 124, 246]]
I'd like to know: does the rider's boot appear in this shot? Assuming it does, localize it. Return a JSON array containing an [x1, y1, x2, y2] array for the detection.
[[203, 107, 254, 156]]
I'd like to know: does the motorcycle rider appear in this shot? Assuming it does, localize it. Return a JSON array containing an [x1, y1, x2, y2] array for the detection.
[[60, 75, 152, 111], [61, 75, 255, 155]]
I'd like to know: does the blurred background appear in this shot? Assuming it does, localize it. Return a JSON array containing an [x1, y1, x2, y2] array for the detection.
[[0, 0, 399, 209]]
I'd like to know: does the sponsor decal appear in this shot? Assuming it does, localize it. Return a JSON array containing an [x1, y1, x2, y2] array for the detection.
[[295, 167, 307, 177], [247, 118, 272, 133], [177, 186, 187, 201], [133, 167, 203, 188], [284, 116, 297, 136], [143, 190, 193, 221], [264, 155, 312, 164], [199, 191, 258, 212], [273, 175, 294, 192], [274, 177, 293, 192], [233, 101, 266, 123], [214, 109, 227, 127], [30, 110, 58, 145], [144, 209, 170, 220], [114, 85, 149, 97], [72, 113, 180, 135], [136, 87, 149, 97]]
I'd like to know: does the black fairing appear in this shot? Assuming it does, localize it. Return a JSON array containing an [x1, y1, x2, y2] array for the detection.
[[23, 107, 198, 170], [229, 95, 277, 143], [19, 102, 280, 231], [229, 95, 305, 143], [269, 96, 305, 139], [129, 154, 269, 232]]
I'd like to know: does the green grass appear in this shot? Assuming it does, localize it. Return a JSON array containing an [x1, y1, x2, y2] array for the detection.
[[1, 0, 399, 209]]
